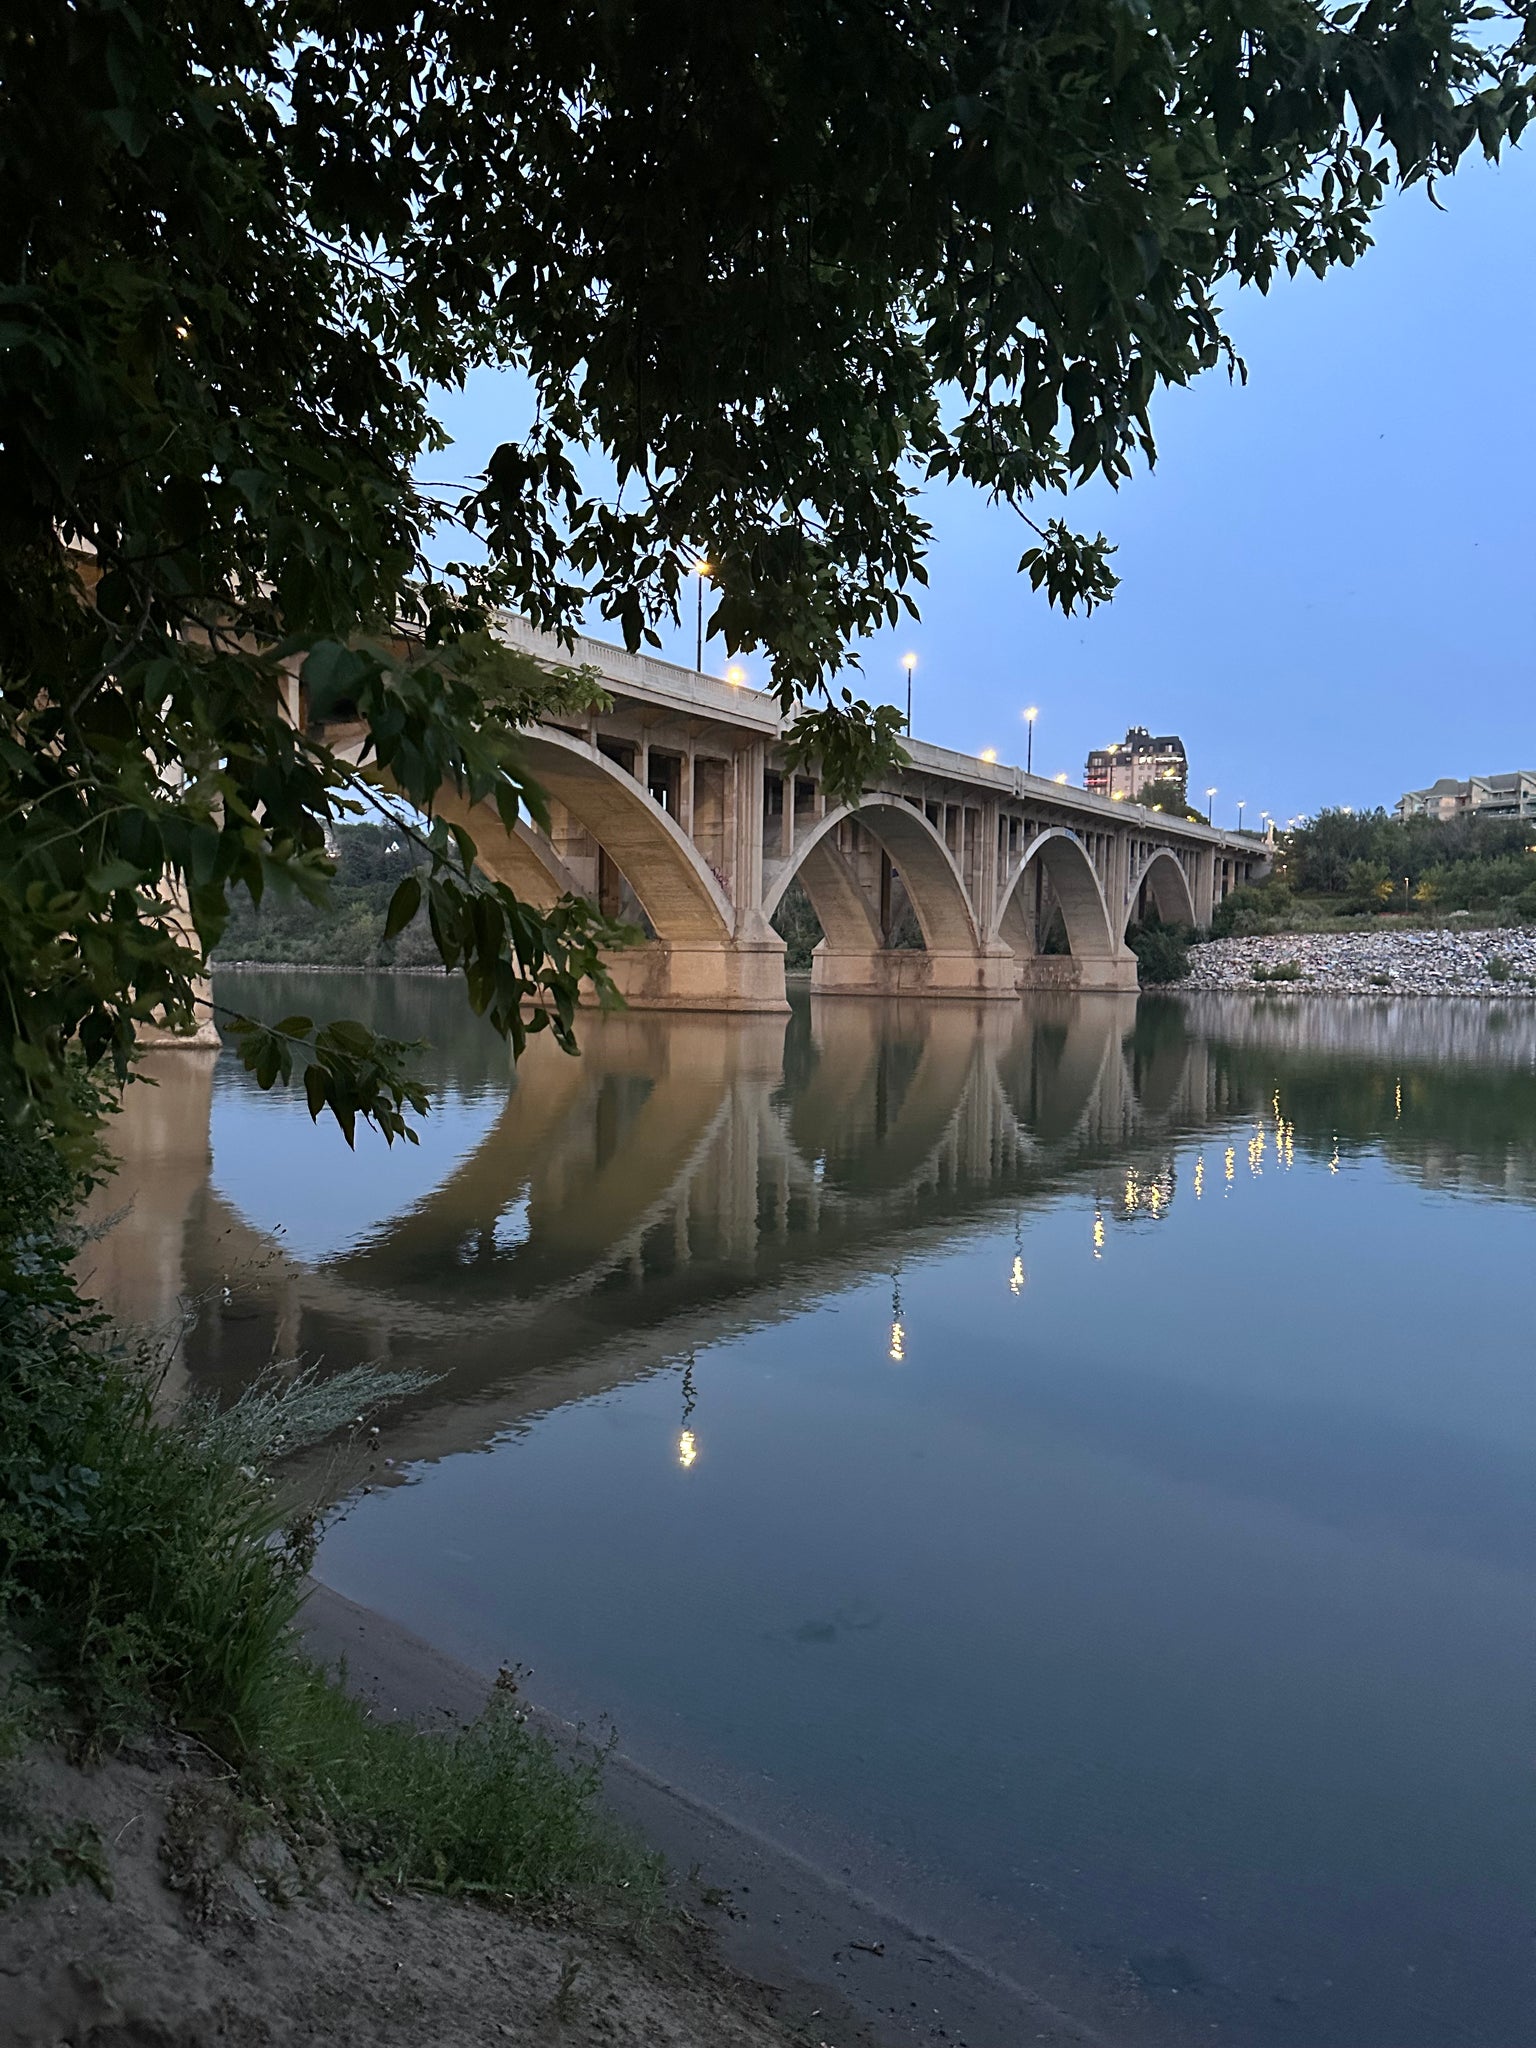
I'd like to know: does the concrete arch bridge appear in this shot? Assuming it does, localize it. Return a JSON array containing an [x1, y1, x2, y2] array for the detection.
[[315, 617, 1267, 1011]]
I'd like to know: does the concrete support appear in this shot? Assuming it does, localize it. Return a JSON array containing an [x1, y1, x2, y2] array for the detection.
[[810, 940, 1019, 1001], [603, 931, 789, 1013]]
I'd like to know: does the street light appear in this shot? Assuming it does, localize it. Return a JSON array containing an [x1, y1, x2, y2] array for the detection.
[[902, 651, 917, 733], [725, 664, 746, 687], [1023, 705, 1039, 776], [1205, 785, 1218, 825], [1237, 799, 1246, 832], [692, 557, 712, 670]]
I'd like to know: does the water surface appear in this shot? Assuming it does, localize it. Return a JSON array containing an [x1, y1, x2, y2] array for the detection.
[[97, 974, 1536, 2047]]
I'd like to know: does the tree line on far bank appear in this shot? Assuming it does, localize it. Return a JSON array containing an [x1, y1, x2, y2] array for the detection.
[[1215, 807, 1536, 937]]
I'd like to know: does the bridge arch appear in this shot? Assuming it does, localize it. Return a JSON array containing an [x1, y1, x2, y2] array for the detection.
[[1122, 847, 1197, 939], [764, 797, 982, 954], [992, 829, 1116, 963], [335, 723, 735, 944]]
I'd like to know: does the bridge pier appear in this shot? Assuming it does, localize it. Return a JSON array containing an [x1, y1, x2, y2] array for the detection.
[[1016, 952, 1141, 994], [602, 927, 790, 1013], [810, 941, 1020, 1001]]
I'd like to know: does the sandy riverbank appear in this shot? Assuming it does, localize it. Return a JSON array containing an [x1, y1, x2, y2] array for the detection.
[[0, 1585, 1162, 2048], [1183, 927, 1536, 996], [297, 1584, 1159, 2048]]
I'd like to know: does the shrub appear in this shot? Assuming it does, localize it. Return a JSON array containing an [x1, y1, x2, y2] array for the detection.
[[1368, 972, 1392, 987], [1131, 920, 1192, 985], [1210, 880, 1292, 938], [0, 1112, 655, 1906], [1252, 960, 1304, 984], [1487, 954, 1513, 982]]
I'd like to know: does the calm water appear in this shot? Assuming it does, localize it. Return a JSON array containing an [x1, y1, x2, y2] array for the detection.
[[96, 972, 1536, 2047]]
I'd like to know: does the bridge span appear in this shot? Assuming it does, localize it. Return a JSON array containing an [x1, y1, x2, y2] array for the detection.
[[319, 617, 1267, 1010]]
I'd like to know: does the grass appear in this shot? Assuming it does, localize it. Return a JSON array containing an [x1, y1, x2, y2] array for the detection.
[[0, 1113, 659, 1913], [259, 1663, 660, 1902]]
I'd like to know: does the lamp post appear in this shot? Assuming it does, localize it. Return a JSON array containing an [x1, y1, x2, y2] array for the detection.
[[902, 651, 917, 734], [1023, 705, 1038, 776], [693, 558, 712, 670], [1205, 785, 1218, 826], [1236, 798, 1246, 833]]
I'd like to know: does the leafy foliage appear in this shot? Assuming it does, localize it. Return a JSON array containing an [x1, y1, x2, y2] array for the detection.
[[1280, 808, 1536, 916], [3, 0, 1532, 1134], [1136, 777, 1202, 819], [0, 1118, 655, 1902], [771, 880, 825, 974], [1130, 916, 1193, 984]]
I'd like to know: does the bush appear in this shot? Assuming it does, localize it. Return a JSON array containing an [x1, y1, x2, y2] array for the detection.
[[0, 1107, 656, 1905], [1252, 960, 1304, 984], [1210, 879, 1292, 938], [1487, 954, 1513, 983], [1130, 919, 1192, 985]]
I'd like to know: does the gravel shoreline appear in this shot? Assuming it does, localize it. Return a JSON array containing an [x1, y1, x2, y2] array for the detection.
[[1184, 928, 1536, 997]]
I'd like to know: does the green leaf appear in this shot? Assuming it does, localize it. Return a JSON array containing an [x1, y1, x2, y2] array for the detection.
[[383, 875, 422, 940]]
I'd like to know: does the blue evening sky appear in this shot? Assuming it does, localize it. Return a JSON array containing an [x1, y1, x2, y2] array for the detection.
[[431, 148, 1534, 830]]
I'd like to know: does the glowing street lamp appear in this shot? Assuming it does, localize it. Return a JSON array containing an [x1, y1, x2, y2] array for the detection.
[[980, 747, 998, 764], [1205, 785, 1218, 824], [725, 664, 746, 687], [692, 557, 712, 670], [1237, 798, 1247, 832], [1023, 705, 1039, 775], [901, 651, 917, 734]]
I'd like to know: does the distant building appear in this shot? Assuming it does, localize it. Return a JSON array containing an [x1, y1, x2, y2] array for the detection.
[[1085, 726, 1188, 804], [1395, 772, 1536, 823]]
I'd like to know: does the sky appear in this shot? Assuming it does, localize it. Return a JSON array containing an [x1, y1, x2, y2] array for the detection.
[[431, 146, 1535, 831]]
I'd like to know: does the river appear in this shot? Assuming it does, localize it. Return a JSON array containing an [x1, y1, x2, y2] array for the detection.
[[90, 970, 1536, 2048]]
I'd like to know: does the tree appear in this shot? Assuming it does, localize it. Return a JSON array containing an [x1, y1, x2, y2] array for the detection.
[[4, 0, 1532, 1139], [1136, 777, 1199, 818], [1130, 917, 1193, 985]]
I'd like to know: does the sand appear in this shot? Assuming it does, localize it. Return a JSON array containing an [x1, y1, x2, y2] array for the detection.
[[0, 1585, 1161, 2048]]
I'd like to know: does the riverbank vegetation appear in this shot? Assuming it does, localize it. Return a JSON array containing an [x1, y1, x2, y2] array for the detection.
[[1211, 810, 1536, 938], [0, 1110, 658, 1911]]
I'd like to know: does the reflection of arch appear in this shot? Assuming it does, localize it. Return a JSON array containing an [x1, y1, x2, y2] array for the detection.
[[997, 995, 1121, 1144], [1123, 848, 1197, 938], [765, 798, 981, 953], [790, 999, 1000, 1191], [993, 830, 1115, 962]]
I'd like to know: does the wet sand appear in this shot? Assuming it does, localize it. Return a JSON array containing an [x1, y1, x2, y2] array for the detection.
[[301, 1580, 1186, 2048]]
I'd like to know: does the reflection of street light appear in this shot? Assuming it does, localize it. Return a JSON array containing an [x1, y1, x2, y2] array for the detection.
[[693, 558, 712, 670], [889, 1267, 906, 1361], [901, 651, 917, 734], [1023, 706, 1039, 775], [677, 1357, 699, 1467]]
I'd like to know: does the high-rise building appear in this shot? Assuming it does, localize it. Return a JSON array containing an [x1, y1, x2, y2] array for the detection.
[[1084, 726, 1188, 803]]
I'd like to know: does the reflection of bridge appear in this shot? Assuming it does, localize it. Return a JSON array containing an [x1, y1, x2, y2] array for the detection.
[[321, 617, 1265, 1009], [90, 996, 1238, 1456]]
